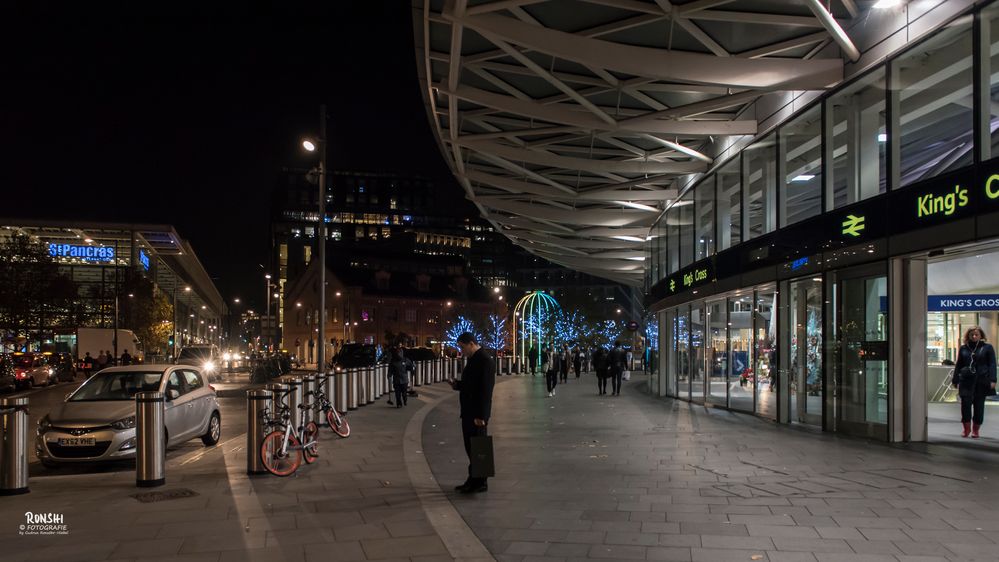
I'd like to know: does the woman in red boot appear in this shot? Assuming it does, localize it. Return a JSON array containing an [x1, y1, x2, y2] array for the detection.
[[952, 327, 997, 438]]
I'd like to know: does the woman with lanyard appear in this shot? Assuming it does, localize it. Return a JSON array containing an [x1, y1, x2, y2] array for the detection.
[[952, 326, 998, 438]]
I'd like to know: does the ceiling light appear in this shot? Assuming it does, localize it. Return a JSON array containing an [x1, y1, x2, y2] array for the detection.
[[613, 200, 659, 212], [613, 235, 646, 243], [791, 174, 815, 182], [627, 257, 645, 261], [877, 133, 888, 142], [873, 0, 903, 8]]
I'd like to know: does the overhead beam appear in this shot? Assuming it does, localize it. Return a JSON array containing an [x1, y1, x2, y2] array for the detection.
[[459, 139, 708, 175], [802, 0, 860, 62]]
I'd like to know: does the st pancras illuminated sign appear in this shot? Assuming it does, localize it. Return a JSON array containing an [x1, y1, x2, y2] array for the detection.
[[48, 243, 116, 263]]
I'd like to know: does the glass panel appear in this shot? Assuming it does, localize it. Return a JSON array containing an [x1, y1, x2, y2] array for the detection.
[[744, 136, 777, 239], [895, 20, 973, 187], [667, 207, 679, 274], [657, 219, 668, 283], [706, 299, 728, 405], [840, 275, 889, 433], [780, 106, 823, 226], [695, 179, 714, 260], [657, 310, 668, 397], [988, 5, 999, 159], [717, 159, 742, 250], [677, 307, 690, 400], [789, 277, 823, 425], [679, 192, 694, 268], [690, 303, 705, 403], [755, 285, 777, 419], [665, 309, 677, 397], [729, 293, 754, 412], [829, 68, 887, 209]]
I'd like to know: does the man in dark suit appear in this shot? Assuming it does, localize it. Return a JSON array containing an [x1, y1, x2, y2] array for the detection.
[[608, 340, 627, 396], [449, 332, 496, 494]]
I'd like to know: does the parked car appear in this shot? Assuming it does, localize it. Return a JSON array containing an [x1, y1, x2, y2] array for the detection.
[[331, 343, 383, 371], [12, 352, 57, 389], [35, 365, 221, 467], [0, 354, 16, 393]]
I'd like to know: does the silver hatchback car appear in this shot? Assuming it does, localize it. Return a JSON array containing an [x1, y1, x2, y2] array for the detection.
[[36, 365, 221, 466]]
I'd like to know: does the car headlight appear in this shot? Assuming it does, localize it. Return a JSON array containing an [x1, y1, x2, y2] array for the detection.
[[37, 415, 51, 434], [110, 415, 136, 430], [222, 353, 231, 361], [203, 361, 216, 372], [118, 437, 136, 451]]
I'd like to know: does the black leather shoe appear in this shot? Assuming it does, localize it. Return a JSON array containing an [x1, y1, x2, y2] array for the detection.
[[459, 483, 488, 494], [454, 482, 471, 492]]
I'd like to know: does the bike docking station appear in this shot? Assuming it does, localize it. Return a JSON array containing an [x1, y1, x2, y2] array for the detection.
[[135, 391, 166, 488], [0, 396, 30, 495]]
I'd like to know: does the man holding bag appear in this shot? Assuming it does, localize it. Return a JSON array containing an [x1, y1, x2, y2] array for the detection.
[[952, 326, 997, 438], [449, 332, 495, 494]]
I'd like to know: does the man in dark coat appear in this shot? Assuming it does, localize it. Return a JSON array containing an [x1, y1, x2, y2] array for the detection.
[[593, 347, 609, 395], [449, 332, 496, 493], [608, 340, 627, 396]]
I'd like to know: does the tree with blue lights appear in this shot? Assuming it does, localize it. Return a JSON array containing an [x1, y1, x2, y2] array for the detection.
[[594, 319, 623, 348], [483, 314, 508, 352], [444, 316, 481, 350]]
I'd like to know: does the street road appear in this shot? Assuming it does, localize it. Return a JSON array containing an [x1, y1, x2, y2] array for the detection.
[[7, 374, 248, 478]]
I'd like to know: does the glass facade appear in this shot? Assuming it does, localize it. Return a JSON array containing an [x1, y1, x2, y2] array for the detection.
[[779, 107, 822, 227]]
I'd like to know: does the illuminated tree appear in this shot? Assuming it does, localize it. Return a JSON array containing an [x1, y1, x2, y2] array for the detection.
[[443, 316, 481, 350], [594, 320, 623, 348], [483, 314, 508, 352]]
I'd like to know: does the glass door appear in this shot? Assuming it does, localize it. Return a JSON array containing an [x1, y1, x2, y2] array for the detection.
[[677, 306, 690, 400], [690, 303, 706, 403], [665, 309, 678, 397], [706, 299, 728, 406], [830, 266, 889, 439], [789, 277, 823, 425], [729, 295, 754, 412], [755, 285, 778, 419]]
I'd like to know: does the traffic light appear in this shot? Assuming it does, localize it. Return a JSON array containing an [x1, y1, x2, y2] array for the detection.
[[168, 335, 175, 347]]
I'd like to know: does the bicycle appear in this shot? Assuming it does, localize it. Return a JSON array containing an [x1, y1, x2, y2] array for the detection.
[[307, 384, 351, 438], [259, 389, 320, 477]]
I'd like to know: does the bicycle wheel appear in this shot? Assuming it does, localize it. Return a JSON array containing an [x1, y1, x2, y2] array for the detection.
[[327, 408, 351, 438], [303, 421, 320, 463], [260, 431, 302, 476]]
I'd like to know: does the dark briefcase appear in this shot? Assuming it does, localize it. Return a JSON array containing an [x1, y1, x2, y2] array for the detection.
[[469, 435, 495, 478]]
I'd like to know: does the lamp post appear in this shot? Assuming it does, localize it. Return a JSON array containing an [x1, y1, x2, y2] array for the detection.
[[303, 104, 328, 374]]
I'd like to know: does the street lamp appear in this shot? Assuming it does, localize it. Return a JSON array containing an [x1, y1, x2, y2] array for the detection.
[[302, 104, 328, 374]]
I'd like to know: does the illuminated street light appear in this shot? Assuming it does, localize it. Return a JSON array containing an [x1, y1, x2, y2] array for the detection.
[[302, 139, 316, 152], [493, 287, 500, 293], [184, 286, 192, 292]]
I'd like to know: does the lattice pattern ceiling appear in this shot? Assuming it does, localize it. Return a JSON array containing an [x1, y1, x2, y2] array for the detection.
[[414, 0, 868, 285]]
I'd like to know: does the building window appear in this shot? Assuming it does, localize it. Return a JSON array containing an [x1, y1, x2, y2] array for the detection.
[[743, 134, 777, 239], [716, 159, 741, 251], [303, 246, 312, 266], [779, 106, 822, 227], [694, 179, 714, 261], [829, 67, 887, 208], [405, 309, 416, 322], [678, 191, 694, 268], [892, 18, 973, 188]]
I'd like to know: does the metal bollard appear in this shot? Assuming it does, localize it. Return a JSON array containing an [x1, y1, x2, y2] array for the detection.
[[135, 391, 165, 488], [0, 397, 29, 495], [246, 389, 273, 475], [302, 374, 316, 426], [286, 376, 304, 430], [347, 368, 358, 410], [364, 365, 375, 404], [435, 359, 440, 382], [377, 365, 386, 397], [335, 371, 348, 413]]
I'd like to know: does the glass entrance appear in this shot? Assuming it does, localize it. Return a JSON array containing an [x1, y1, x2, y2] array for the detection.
[[831, 267, 889, 439], [706, 299, 728, 406], [789, 277, 823, 425]]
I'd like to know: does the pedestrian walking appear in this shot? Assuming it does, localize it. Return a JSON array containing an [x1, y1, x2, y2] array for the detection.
[[593, 347, 609, 395], [559, 344, 570, 383], [572, 347, 582, 379], [96, 350, 108, 371], [449, 332, 495, 494], [388, 346, 414, 408], [539, 345, 550, 378], [528, 344, 538, 376], [545, 346, 559, 397], [82, 352, 94, 378], [120, 349, 132, 366], [608, 340, 627, 396], [952, 326, 997, 438]]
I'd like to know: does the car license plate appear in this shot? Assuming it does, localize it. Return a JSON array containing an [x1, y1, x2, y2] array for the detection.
[[57, 437, 96, 447]]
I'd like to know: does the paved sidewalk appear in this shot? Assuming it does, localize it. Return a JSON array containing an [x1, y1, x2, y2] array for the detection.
[[423, 373, 999, 562]]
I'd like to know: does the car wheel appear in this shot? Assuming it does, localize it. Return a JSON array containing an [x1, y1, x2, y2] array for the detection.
[[201, 412, 221, 446]]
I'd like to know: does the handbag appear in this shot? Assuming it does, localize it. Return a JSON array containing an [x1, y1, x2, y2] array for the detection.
[[469, 435, 495, 478], [958, 343, 980, 384]]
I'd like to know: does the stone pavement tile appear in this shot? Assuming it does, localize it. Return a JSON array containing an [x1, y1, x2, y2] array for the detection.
[[700, 535, 775, 550], [562, 530, 606, 544], [765, 553, 817, 562], [944, 518, 999, 531], [582, 510, 631, 522], [690, 548, 769, 562], [666, 512, 730, 523], [902, 528, 993, 543], [845, 539, 902, 555], [678, 522, 748, 536], [630, 511, 667, 522], [295, 512, 365, 529], [771, 537, 852, 553], [303, 541, 366, 562], [814, 527, 863, 540], [521, 556, 566, 562], [358, 506, 427, 524], [361, 535, 450, 559], [157, 519, 246, 538], [219, 545, 306, 562], [830, 517, 908, 529], [589, 521, 643, 532], [813, 555, 896, 562], [787, 516, 836, 527], [332, 522, 391, 542], [942, 541, 999, 558], [603, 531, 660, 546], [500, 529, 570, 542], [265, 527, 337, 546], [587, 544, 647, 559], [526, 509, 585, 520], [892, 541, 952, 557], [729, 515, 796, 526], [110, 537, 184, 559], [246, 514, 299, 533], [505, 542, 551, 556], [543, 543, 591, 557], [641, 522, 681, 534], [658, 535, 702, 548], [134, 508, 230, 525], [899, 518, 953, 530], [179, 532, 267, 553], [711, 505, 773, 515], [128, 554, 221, 562], [383, 519, 435, 538], [496, 556, 525, 562], [24, 542, 119, 562], [859, 528, 910, 541], [747, 525, 819, 538], [529, 520, 592, 531], [646, 546, 692, 561]]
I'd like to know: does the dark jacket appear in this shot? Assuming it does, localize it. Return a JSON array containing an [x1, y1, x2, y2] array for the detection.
[[953, 342, 997, 392], [454, 347, 496, 420], [608, 346, 627, 373], [388, 355, 414, 386], [593, 348, 609, 374]]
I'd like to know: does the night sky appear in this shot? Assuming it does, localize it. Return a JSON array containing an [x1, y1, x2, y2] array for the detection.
[[1, 2, 464, 310]]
